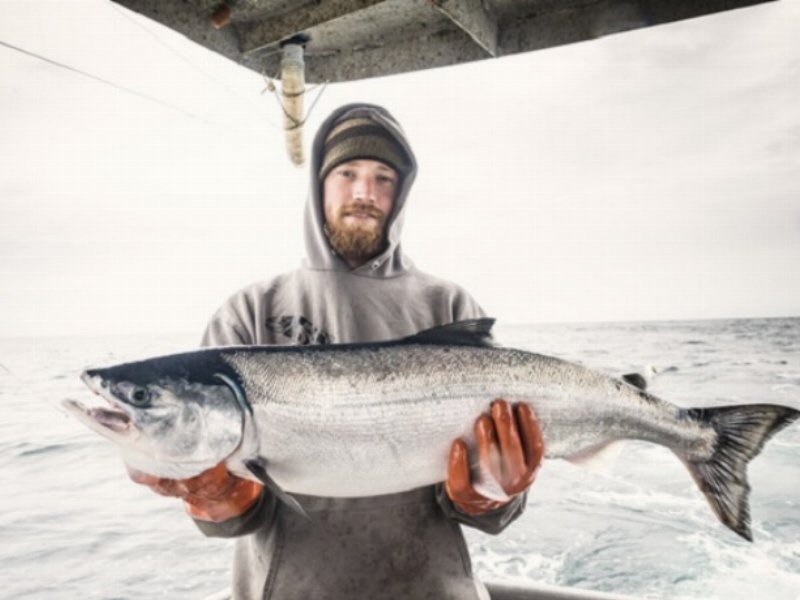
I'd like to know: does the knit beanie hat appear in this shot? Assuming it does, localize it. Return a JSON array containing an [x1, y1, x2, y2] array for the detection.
[[319, 115, 411, 181]]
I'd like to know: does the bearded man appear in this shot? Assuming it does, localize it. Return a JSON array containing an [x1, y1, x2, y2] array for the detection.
[[130, 103, 543, 600]]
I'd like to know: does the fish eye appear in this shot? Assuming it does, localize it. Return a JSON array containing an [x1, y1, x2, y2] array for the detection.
[[129, 387, 151, 407]]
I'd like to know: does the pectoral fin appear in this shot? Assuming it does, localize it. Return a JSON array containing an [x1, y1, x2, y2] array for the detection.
[[245, 457, 309, 520], [471, 458, 511, 503]]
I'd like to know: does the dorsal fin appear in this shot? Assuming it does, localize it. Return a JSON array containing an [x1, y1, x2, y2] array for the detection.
[[400, 318, 496, 347]]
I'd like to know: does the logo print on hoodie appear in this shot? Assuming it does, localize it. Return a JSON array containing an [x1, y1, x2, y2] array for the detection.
[[266, 316, 331, 345]]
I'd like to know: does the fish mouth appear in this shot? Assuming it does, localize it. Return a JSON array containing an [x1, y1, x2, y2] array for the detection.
[[89, 404, 131, 432], [62, 398, 132, 435], [62, 371, 133, 435]]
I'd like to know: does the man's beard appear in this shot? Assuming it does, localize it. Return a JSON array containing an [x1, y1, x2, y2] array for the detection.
[[325, 204, 388, 265]]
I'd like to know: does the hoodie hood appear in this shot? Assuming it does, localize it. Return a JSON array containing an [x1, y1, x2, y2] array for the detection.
[[303, 103, 418, 278]]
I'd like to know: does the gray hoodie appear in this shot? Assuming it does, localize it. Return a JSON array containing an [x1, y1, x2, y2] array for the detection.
[[198, 103, 526, 600]]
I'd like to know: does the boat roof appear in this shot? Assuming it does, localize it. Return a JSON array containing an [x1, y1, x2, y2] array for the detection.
[[111, 0, 775, 83]]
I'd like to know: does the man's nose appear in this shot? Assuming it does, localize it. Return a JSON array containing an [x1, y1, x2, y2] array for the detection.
[[352, 177, 376, 202]]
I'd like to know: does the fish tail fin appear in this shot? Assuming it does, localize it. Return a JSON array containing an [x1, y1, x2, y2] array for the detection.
[[679, 404, 799, 541]]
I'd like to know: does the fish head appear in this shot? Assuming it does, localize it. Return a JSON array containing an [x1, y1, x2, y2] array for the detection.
[[64, 352, 245, 479]]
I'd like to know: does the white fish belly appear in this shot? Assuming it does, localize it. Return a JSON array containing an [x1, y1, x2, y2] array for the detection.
[[253, 393, 493, 496]]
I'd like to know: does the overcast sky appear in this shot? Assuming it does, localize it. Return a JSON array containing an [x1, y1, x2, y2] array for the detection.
[[1, 0, 798, 338]]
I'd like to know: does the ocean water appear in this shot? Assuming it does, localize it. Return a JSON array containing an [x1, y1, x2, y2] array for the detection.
[[0, 318, 798, 599]]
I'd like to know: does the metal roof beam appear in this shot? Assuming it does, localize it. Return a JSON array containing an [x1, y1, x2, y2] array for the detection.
[[240, 0, 389, 55], [430, 0, 498, 57]]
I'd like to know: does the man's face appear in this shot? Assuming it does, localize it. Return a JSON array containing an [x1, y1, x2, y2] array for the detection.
[[322, 159, 399, 267]]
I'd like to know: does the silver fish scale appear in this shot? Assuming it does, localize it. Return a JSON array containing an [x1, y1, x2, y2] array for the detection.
[[222, 344, 717, 497]]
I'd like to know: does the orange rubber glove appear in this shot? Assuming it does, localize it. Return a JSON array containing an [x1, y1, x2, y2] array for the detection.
[[445, 399, 544, 516], [128, 463, 264, 523]]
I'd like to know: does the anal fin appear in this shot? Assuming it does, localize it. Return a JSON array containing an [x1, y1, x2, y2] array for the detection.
[[566, 440, 626, 475]]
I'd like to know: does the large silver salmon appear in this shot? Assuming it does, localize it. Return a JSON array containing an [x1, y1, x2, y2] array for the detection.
[[62, 319, 798, 541]]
